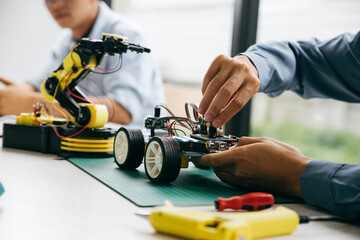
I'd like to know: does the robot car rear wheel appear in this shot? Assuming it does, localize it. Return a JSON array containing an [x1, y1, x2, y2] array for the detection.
[[114, 127, 144, 169]]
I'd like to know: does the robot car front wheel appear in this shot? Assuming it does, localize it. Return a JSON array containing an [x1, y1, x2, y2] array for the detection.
[[144, 137, 182, 184]]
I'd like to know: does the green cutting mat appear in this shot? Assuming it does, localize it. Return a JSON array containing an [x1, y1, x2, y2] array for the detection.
[[68, 157, 302, 207]]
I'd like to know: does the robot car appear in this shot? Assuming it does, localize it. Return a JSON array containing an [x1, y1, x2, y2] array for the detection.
[[113, 103, 240, 184]]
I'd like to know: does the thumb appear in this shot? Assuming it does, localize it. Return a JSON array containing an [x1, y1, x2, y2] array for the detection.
[[191, 155, 212, 167], [192, 148, 242, 167]]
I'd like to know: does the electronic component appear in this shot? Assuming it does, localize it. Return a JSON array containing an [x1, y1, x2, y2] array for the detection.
[[173, 136, 207, 153], [214, 141, 227, 151], [154, 107, 161, 117], [200, 123, 207, 135], [208, 124, 217, 138], [144, 117, 169, 129]]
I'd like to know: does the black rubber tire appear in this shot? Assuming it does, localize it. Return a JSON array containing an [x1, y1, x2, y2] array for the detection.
[[144, 137, 182, 184], [113, 127, 144, 169]]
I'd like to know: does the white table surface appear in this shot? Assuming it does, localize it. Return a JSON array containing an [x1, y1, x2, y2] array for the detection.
[[0, 140, 359, 240]]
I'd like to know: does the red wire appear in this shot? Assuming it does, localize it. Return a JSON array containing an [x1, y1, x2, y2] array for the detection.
[[66, 72, 90, 103], [34, 62, 104, 140], [165, 122, 174, 136], [49, 59, 118, 139], [95, 56, 121, 71], [51, 111, 96, 139], [31, 92, 94, 139]]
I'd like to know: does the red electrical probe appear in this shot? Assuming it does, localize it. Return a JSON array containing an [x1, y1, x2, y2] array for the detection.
[[215, 192, 274, 211]]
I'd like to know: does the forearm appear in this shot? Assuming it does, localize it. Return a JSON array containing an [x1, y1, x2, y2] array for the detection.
[[301, 160, 360, 219]]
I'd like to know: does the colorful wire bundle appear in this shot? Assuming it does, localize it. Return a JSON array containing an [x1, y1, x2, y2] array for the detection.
[[153, 103, 204, 137]]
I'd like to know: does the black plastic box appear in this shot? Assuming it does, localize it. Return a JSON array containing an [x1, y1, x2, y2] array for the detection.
[[2, 123, 61, 154]]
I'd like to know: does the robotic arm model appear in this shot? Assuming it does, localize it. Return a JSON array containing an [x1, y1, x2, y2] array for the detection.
[[3, 33, 150, 157], [41, 33, 150, 128]]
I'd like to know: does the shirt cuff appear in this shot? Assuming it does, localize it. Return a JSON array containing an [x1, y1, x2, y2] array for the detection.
[[239, 52, 273, 92], [300, 160, 343, 214]]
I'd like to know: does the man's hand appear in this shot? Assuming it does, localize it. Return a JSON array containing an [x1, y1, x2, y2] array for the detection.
[[198, 55, 260, 128], [0, 78, 43, 116], [192, 137, 311, 197]]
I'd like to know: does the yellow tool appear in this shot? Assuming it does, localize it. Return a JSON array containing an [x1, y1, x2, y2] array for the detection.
[[146, 201, 299, 240]]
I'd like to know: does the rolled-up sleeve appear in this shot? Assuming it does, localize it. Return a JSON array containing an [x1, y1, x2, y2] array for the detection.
[[241, 32, 360, 102], [301, 160, 360, 219]]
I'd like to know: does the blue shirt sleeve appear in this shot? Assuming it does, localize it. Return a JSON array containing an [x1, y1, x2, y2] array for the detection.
[[242, 32, 360, 102], [301, 160, 360, 219]]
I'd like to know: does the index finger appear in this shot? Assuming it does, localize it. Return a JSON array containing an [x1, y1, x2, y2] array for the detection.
[[210, 85, 256, 128], [0, 77, 14, 86], [202, 55, 230, 95]]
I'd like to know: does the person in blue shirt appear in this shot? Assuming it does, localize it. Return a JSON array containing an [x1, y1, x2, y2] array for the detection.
[[0, 0, 164, 127], [195, 32, 360, 219]]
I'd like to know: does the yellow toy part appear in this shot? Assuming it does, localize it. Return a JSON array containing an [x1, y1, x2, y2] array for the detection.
[[40, 81, 56, 103], [102, 33, 128, 40], [61, 137, 114, 153], [181, 155, 190, 168], [16, 113, 67, 126], [62, 47, 97, 72], [148, 201, 299, 240], [79, 103, 108, 128], [16, 113, 40, 126], [40, 46, 98, 103]]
